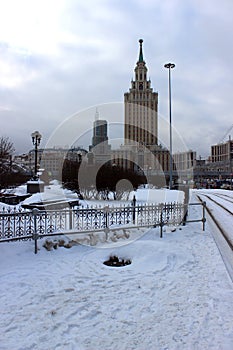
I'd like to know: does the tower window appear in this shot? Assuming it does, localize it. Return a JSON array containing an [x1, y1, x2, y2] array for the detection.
[[140, 73, 142, 80], [139, 83, 143, 90]]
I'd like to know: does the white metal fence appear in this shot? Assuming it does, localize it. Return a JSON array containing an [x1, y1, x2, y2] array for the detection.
[[0, 202, 185, 242]]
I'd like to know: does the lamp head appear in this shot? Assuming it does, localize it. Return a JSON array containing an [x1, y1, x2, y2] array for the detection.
[[31, 131, 42, 145], [164, 63, 175, 69]]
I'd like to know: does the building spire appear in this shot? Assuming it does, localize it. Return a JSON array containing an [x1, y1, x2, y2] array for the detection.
[[95, 108, 99, 121], [138, 39, 144, 62]]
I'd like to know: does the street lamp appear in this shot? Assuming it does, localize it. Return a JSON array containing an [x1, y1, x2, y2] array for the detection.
[[230, 143, 233, 190], [164, 62, 175, 190], [31, 131, 42, 179]]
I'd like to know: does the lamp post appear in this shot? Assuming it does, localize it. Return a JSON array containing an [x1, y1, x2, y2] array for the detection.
[[31, 131, 42, 179], [164, 63, 175, 190], [230, 142, 233, 190]]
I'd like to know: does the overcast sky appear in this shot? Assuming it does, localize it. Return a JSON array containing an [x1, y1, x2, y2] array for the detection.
[[0, 0, 233, 158]]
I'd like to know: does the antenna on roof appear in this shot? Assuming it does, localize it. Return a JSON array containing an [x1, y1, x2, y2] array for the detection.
[[95, 108, 99, 121]]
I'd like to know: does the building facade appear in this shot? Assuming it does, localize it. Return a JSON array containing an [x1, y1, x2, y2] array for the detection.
[[173, 150, 196, 171], [124, 39, 158, 148], [211, 138, 233, 163], [28, 148, 87, 178], [89, 110, 112, 165], [91, 109, 108, 147], [122, 39, 195, 185]]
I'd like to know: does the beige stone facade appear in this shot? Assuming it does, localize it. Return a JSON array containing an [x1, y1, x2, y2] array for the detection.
[[124, 39, 158, 148]]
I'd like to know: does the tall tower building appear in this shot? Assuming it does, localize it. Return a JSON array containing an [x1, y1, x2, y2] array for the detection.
[[92, 109, 108, 147], [89, 109, 111, 165], [124, 39, 158, 149]]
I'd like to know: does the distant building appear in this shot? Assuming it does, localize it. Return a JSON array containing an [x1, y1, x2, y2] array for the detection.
[[112, 143, 170, 177], [91, 109, 108, 147], [121, 39, 195, 184], [191, 139, 233, 182], [200, 137, 233, 179], [124, 39, 158, 148], [88, 109, 111, 165], [121, 39, 160, 172], [28, 147, 87, 179], [173, 150, 196, 171], [211, 138, 233, 163]]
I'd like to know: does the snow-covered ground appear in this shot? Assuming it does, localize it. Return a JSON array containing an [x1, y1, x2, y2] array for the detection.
[[1, 183, 184, 212], [21, 183, 184, 208], [0, 190, 233, 349]]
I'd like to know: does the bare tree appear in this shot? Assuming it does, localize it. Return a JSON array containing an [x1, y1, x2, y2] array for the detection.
[[0, 137, 30, 189], [0, 136, 15, 171]]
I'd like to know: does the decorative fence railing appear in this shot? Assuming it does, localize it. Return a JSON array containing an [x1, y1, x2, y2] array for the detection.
[[0, 201, 206, 253], [0, 202, 185, 242]]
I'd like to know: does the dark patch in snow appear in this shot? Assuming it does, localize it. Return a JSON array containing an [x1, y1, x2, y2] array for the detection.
[[103, 255, 131, 267]]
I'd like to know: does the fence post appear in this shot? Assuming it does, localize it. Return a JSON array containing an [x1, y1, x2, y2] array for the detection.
[[160, 205, 164, 238], [104, 206, 109, 229], [202, 201, 206, 231], [181, 185, 189, 226], [69, 208, 73, 230], [32, 208, 40, 254], [132, 195, 136, 224]]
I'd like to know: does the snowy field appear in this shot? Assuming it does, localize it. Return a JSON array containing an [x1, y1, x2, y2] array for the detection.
[[0, 191, 233, 349]]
